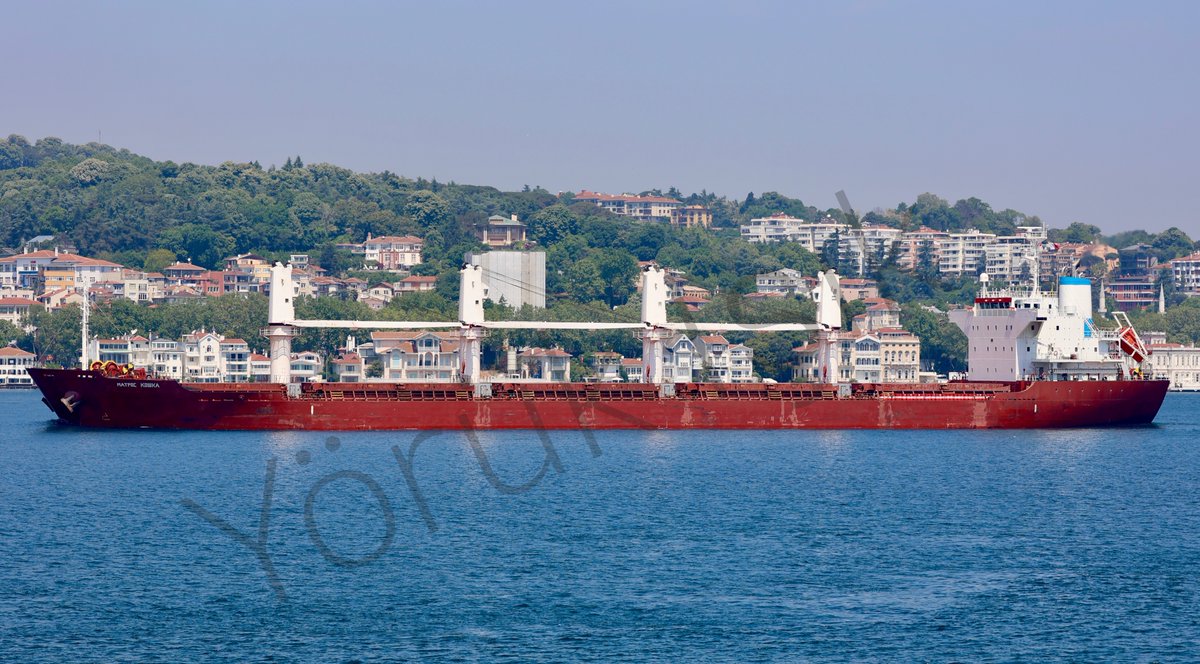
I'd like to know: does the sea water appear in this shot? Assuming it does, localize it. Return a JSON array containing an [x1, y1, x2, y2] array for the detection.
[[1, 390, 1198, 661]]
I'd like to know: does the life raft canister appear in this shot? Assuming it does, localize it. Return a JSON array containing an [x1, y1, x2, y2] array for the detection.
[[1118, 328, 1147, 363]]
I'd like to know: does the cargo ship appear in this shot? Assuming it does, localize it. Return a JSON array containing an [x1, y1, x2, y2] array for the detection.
[[29, 264, 1168, 429]]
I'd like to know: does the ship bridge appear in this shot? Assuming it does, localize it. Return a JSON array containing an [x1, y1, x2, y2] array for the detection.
[[949, 274, 1149, 382]]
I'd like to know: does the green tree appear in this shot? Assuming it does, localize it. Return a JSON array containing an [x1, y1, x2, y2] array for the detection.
[[527, 204, 579, 245], [143, 248, 177, 273], [159, 224, 235, 269]]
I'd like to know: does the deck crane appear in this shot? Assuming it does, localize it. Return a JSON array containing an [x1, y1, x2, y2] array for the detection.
[[265, 263, 843, 385]]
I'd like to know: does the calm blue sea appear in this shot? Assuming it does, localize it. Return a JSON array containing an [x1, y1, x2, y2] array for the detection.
[[1, 390, 1198, 662]]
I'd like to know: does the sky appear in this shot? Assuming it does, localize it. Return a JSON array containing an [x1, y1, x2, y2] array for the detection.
[[5, 0, 1198, 236]]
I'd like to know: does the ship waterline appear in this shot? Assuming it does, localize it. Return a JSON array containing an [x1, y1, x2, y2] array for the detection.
[[30, 369, 1168, 430]]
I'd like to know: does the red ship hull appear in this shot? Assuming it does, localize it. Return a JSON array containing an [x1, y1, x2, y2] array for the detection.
[[28, 369, 1168, 430]]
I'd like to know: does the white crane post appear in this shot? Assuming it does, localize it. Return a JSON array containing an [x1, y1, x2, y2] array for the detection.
[[813, 270, 843, 384], [266, 262, 298, 385], [641, 266, 669, 384], [458, 264, 487, 383]]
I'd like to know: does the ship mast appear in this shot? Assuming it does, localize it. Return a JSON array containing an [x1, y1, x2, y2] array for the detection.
[[80, 286, 90, 369]]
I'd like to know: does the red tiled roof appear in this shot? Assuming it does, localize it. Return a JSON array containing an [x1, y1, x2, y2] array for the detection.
[[575, 190, 680, 204], [0, 346, 34, 357], [48, 255, 124, 268], [365, 235, 423, 245], [250, 353, 270, 362], [520, 348, 571, 357], [0, 297, 39, 306], [699, 335, 729, 344], [165, 262, 206, 272], [0, 250, 62, 262]]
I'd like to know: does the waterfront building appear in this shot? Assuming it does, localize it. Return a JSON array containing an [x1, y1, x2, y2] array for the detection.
[[0, 346, 38, 387], [793, 328, 922, 384], [661, 333, 700, 383], [695, 335, 755, 383], [1148, 341, 1200, 390], [370, 331, 462, 382], [517, 347, 572, 382], [331, 352, 365, 383]]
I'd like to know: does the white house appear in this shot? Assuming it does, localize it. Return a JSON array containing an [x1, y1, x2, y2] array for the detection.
[[0, 346, 38, 387], [370, 331, 462, 382], [363, 235, 423, 270]]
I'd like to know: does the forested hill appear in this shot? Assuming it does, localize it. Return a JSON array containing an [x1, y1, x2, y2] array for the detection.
[[1, 134, 1193, 293]]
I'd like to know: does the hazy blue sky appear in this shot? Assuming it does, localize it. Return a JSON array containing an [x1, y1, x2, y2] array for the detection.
[[6, 1, 1197, 235]]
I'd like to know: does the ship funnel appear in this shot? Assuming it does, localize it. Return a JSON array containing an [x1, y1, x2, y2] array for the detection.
[[641, 266, 669, 328], [459, 264, 486, 326], [813, 270, 842, 330], [268, 262, 295, 324], [1057, 276, 1092, 318]]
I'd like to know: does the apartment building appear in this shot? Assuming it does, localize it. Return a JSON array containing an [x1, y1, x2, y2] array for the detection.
[[793, 328, 922, 384], [671, 205, 713, 229], [895, 228, 948, 272], [839, 278, 879, 301], [575, 191, 682, 222], [1170, 253, 1200, 296], [838, 224, 902, 274], [936, 231, 995, 276], [740, 214, 845, 248], [0, 296, 39, 331], [755, 268, 814, 295], [694, 335, 755, 383], [1106, 274, 1158, 310]]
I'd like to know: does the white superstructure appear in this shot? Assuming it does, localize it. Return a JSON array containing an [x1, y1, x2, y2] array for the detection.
[[949, 275, 1149, 381]]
